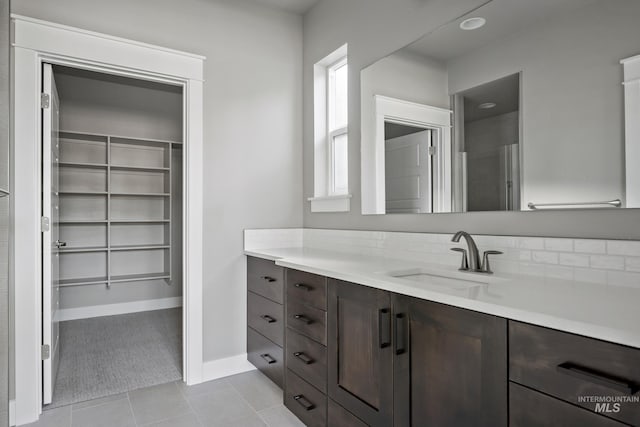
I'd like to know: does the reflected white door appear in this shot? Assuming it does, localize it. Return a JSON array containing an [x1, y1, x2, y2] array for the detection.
[[384, 130, 432, 213], [42, 63, 61, 405]]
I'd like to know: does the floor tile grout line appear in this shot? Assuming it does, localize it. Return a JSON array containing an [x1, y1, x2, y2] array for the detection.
[[176, 381, 205, 427], [126, 392, 138, 427], [225, 381, 268, 424]]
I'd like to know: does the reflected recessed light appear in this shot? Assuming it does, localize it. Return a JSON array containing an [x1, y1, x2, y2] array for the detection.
[[478, 102, 497, 109], [460, 17, 486, 31]]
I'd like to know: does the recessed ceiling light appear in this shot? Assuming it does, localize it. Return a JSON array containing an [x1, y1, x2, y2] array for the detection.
[[478, 102, 497, 109], [460, 17, 486, 31]]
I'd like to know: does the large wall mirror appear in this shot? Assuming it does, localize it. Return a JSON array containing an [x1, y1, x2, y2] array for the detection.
[[361, 0, 640, 215]]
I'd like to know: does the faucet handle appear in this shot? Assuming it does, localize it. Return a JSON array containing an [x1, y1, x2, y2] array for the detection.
[[481, 250, 503, 274], [450, 247, 469, 271]]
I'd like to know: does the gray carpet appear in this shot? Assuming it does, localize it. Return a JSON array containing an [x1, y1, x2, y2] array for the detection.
[[49, 308, 182, 409]]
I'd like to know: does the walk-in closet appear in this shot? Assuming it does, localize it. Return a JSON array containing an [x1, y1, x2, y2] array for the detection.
[[45, 65, 184, 408]]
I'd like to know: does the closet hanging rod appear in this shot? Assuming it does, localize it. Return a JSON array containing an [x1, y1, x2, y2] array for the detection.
[[527, 199, 622, 210]]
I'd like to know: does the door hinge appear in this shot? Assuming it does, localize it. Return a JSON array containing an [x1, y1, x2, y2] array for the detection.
[[428, 146, 437, 156], [41, 216, 50, 232], [41, 344, 50, 360], [41, 93, 50, 109]]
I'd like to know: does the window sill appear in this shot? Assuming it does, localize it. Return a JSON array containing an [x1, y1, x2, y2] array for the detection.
[[308, 194, 352, 213]]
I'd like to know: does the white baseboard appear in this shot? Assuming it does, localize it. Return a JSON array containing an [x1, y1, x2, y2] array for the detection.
[[201, 353, 255, 382], [56, 297, 183, 321], [9, 399, 15, 427]]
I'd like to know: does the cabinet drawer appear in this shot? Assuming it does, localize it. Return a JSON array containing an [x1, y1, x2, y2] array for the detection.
[[328, 399, 368, 427], [248, 292, 284, 347], [285, 369, 327, 427], [510, 382, 626, 427], [287, 269, 327, 310], [247, 256, 284, 304], [247, 328, 283, 388], [509, 321, 640, 426], [287, 300, 327, 346], [286, 328, 327, 393]]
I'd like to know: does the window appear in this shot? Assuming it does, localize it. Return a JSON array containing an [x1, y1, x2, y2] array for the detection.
[[309, 44, 351, 212]]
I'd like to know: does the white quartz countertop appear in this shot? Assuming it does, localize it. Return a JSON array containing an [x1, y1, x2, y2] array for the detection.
[[245, 247, 640, 349]]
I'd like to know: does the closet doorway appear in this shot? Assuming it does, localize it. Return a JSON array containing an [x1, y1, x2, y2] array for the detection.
[[41, 63, 185, 408]]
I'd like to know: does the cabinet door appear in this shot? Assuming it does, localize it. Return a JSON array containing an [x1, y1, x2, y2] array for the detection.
[[328, 279, 393, 426], [393, 295, 507, 427]]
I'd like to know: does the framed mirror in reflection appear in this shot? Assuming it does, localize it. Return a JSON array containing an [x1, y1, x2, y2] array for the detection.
[[361, 0, 640, 215]]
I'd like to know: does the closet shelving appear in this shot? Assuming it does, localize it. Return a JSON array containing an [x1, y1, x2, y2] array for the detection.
[[56, 130, 181, 289]]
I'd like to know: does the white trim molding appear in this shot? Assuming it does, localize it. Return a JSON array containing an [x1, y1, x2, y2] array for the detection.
[[308, 194, 352, 213], [310, 44, 351, 212], [12, 15, 205, 425], [622, 54, 640, 208], [362, 95, 452, 215], [201, 354, 256, 382], [56, 297, 183, 322]]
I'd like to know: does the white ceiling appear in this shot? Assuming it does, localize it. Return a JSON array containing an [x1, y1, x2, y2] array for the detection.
[[251, 0, 321, 14]]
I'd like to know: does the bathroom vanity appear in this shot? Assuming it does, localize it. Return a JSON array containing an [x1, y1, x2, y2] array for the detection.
[[246, 251, 640, 427]]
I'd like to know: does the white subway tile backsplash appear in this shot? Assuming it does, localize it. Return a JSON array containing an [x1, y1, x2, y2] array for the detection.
[[245, 229, 640, 288], [532, 251, 559, 265], [590, 255, 625, 271], [516, 238, 545, 250], [607, 240, 640, 257], [558, 253, 590, 268], [574, 239, 606, 254], [544, 238, 573, 252], [626, 257, 640, 272]]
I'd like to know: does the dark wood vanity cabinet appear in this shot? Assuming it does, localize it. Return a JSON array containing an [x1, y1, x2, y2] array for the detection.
[[509, 321, 640, 426], [392, 294, 508, 427], [327, 280, 507, 427], [246, 256, 285, 387], [327, 279, 394, 426], [247, 260, 640, 427]]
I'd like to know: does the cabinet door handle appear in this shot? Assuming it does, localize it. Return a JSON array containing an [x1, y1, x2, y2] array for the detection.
[[379, 308, 391, 348], [293, 314, 313, 325], [261, 276, 276, 283], [293, 395, 315, 411], [395, 313, 407, 355], [293, 351, 314, 365], [260, 314, 276, 323], [294, 283, 313, 291], [557, 362, 639, 395], [260, 353, 276, 364]]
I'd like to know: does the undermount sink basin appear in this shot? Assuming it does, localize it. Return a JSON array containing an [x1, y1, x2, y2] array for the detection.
[[385, 268, 490, 290]]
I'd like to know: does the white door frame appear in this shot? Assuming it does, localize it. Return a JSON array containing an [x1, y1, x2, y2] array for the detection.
[[12, 15, 205, 425]]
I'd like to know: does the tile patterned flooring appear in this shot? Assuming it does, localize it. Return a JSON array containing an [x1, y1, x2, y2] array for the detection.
[[27, 370, 304, 427]]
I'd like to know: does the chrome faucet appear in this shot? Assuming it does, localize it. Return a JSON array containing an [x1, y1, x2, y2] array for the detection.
[[450, 231, 502, 274]]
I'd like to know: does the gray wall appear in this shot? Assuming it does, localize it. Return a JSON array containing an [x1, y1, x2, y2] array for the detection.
[[13, 0, 304, 362], [303, 0, 640, 240]]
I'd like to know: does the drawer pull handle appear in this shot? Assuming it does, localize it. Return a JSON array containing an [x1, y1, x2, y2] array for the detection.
[[379, 308, 391, 348], [294, 283, 313, 291], [261, 276, 276, 283], [293, 314, 313, 325], [260, 354, 277, 364], [293, 395, 315, 411], [557, 362, 639, 395], [260, 315, 276, 323], [395, 313, 407, 355], [293, 351, 314, 365]]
